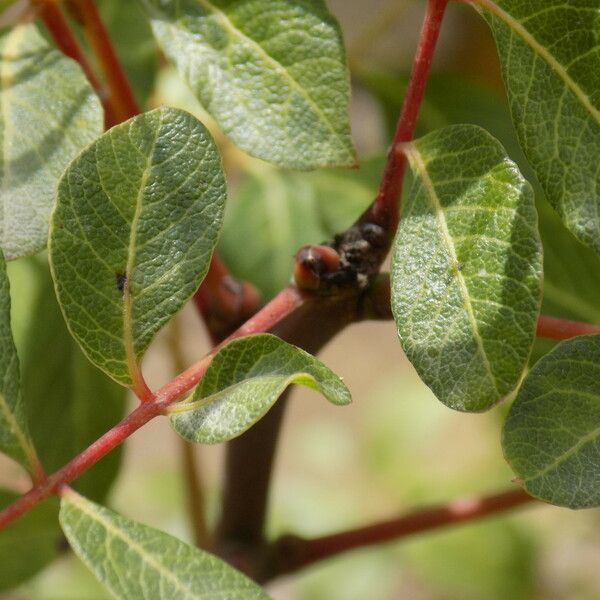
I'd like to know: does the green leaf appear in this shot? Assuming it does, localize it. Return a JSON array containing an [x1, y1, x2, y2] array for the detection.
[[503, 335, 600, 508], [170, 333, 351, 444], [0, 251, 38, 471], [49, 107, 226, 387], [0, 23, 103, 260], [0, 491, 60, 593], [391, 125, 542, 412], [140, 0, 356, 169], [13, 258, 126, 501], [60, 490, 272, 599], [476, 0, 600, 254]]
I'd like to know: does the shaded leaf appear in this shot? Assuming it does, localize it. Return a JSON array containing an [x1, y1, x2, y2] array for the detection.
[[0, 490, 60, 593], [49, 107, 225, 387], [60, 490, 272, 599], [476, 0, 600, 254], [0, 251, 37, 471], [140, 0, 356, 169], [503, 335, 600, 508], [170, 333, 351, 444], [12, 257, 126, 501], [0, 23, 102, 260], [391, 125, 542, 412]]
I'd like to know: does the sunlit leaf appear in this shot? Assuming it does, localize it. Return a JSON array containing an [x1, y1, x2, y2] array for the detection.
[[49, 107, 225, 387], [476, 0, 600, 254], [391, 125, 542, 411], [170, 333, 351, 444], [0, 24, 102, 260], [60, 490, 272, 599], [140, 0, 356, 169], [503, 335, 600, 508]]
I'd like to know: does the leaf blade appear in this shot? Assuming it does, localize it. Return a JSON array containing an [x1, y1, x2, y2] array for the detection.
[[60, 491, 271, 599], [391, 125, 542, 412], [140, 0, 356, 169], [0, 23, 103, 260], [170, 333, 351, 444], [49, 107, 226, 386], [477, 0, 600, 253], [503, 335, 600, 508], [0, 251, 37, 471]]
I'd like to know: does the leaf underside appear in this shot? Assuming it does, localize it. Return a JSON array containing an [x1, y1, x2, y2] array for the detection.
[[503, 335, 600, 509], [49, 107, 226, 386], [391, 125, 542, 412], [60, 491, 272, 599], [140, 0, 356, 169], [0, 23, 102, 260], [479, 0, 600, 254], [170, 333, 351, 444]]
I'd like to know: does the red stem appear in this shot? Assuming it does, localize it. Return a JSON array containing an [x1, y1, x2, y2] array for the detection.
[[75, 0, 140, 126], [0, 287, 304, 530], [269, 488, 535, 578], [368, 0, 449, 230], [536, 315, 600, 341], [36, 0, 117, 126]]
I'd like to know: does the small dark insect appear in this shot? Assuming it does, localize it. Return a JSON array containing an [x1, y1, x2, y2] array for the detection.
[[115, 272, 127, 293]]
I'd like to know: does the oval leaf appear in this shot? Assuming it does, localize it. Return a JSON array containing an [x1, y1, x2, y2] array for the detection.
[[170, 333, 351, 444], [503, 335, 600, 509], [475, 0, 600, 254], [391, 125, 542, 412], [49, 107, 226, 387], [0, 251, 38, 472], [140, 0, 356, 169], [0, 23, 103, 260], [60, 490, 271, 599]]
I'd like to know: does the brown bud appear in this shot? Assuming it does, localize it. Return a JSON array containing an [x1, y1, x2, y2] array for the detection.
[[294, 245, 340, 290]]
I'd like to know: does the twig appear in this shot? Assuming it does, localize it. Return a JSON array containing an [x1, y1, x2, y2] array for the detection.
[[71, 0, 139, 125], [0, 287, 305, 530], [264, 487, 535, 580], [363, 0, 449, 232], [536, 315, 600, 340]]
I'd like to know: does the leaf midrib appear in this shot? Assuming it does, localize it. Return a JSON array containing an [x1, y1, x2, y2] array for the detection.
[[121, 113, 163, 383], [403, 143, 501, 399], [192, 0, 351, 157], [63, 495, 201, 598], [477, 0, 600, 127]]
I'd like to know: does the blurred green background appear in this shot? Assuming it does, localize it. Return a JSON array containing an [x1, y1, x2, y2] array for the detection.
[[2, 0, 600, 598]]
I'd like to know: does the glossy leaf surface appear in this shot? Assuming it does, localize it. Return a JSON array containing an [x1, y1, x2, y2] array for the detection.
[[170, 334, 351, 444], [60, 491, 271, 599], [49, 107, 225, 386], [141, 0, 356, 169], [503, 335, 600, 508], [477, 0, 600, 253], [391, 125, 542, 411], [0, 24, 102, 260]]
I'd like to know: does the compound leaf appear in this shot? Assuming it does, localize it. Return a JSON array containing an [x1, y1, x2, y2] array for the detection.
[[476, 0, 600, 254], [391, 125, 542, 412], [0, 23, 102, 260], [49, 107, 225, 387], [60, 490, 271, 599], [0, 251, 38, 472], [503, 335, 600, 508], [140, 0, 356, 169], [170, 333, 351, 444]]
